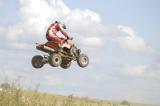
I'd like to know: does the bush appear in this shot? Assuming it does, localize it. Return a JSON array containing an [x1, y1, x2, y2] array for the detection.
[[121, 100, 130, 106]]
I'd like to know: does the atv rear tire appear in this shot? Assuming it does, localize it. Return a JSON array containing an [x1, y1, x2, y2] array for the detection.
[[49, 53, 62, 67], [60, 61, 71, 69], [77, 54, 89, 68], [32, 55, 44, 68]]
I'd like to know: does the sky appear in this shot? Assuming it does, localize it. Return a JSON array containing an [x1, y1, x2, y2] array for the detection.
[[0, 0, 160, 105]]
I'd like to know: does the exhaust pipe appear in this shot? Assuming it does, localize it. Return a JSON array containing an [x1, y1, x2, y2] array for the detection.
[[43, 46, 55, 52]]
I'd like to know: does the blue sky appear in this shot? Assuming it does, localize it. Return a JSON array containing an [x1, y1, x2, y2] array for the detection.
[[0, 0, 160, 105]]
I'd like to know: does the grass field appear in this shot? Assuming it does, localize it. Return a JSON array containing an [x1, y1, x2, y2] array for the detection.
[[0, 83, 158, 106]]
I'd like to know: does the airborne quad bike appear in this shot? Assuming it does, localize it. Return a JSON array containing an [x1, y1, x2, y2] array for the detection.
[[31, 38, 89, 69]]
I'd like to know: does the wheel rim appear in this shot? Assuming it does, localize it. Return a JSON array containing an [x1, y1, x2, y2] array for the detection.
[[55, 57, 59, 63], [77, 54, 89, 68], [35, 59, 42, 67], [81, 56, 88, 65], [53, 55, 61, 64], [32, 56, 43, 68], [49, 53, 62, 67], [70, 46, 77, 56]]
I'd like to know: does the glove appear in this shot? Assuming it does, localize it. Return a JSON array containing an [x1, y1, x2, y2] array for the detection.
[[70, 37, 73, 40], [60, 37, 64, 40], [67, 36, 70, 39]]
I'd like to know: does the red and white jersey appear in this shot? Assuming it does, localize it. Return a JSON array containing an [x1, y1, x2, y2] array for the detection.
[[47, 23, 68, 38]]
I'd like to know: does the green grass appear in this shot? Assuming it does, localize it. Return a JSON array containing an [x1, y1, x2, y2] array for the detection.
[[0, 83, 158, 106]]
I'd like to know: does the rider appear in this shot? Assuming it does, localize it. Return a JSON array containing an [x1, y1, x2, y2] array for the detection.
[[46, 21, 70, 47]]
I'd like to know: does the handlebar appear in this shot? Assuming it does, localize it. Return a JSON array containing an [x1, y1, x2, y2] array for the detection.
[[61, 37, 73, 41], [68, 37, 73, 40]]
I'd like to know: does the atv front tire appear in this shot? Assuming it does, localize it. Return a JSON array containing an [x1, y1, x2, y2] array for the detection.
[[70, 46, 78, 56], [77, 54, 89, 68], [49, 53, 62, 67], [32, 55, 44, 68]]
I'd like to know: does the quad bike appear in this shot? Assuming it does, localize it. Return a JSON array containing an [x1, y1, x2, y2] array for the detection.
[[31, 38, 89, 69]]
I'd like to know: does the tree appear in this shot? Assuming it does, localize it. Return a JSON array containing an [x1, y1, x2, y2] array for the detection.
[[121, 100, 130, 106]]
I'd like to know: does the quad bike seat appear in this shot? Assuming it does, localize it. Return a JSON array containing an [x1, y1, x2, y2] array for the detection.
[[36, 41, 60, 53], [45, 41, 60, 49]]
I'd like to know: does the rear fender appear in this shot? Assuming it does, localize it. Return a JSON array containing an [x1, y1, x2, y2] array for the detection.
[[45, 42, 59, 49]]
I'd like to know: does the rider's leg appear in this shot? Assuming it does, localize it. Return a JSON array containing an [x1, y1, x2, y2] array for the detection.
[[47, 34, 63, 45], [47, 34, 63, 51], [46, 34, 56, 41], [53, 37, 63, 46], [53, 37, 64, 52]]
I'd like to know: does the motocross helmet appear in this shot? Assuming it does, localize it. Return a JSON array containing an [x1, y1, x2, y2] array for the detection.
[[59, 21, 66, 29]]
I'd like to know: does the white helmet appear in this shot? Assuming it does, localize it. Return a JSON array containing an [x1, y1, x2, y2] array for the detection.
[[59, 21, 66, 29]]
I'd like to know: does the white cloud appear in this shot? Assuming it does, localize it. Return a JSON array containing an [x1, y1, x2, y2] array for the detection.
[[9, 42, 32, 50], [0, 27, 6, 35], [123, 64, 147, 76], [108, 25, 155, 54], [65, 9, 101, 28], [122, 63, 160, 81], [83, 37, 103, 47], [0, 0, 4, 6], [118, 25, 135, 36]]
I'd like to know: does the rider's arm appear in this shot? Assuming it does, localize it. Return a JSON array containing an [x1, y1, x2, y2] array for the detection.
[[60, 29, 69, 38], [56, 23, 69, 38]]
